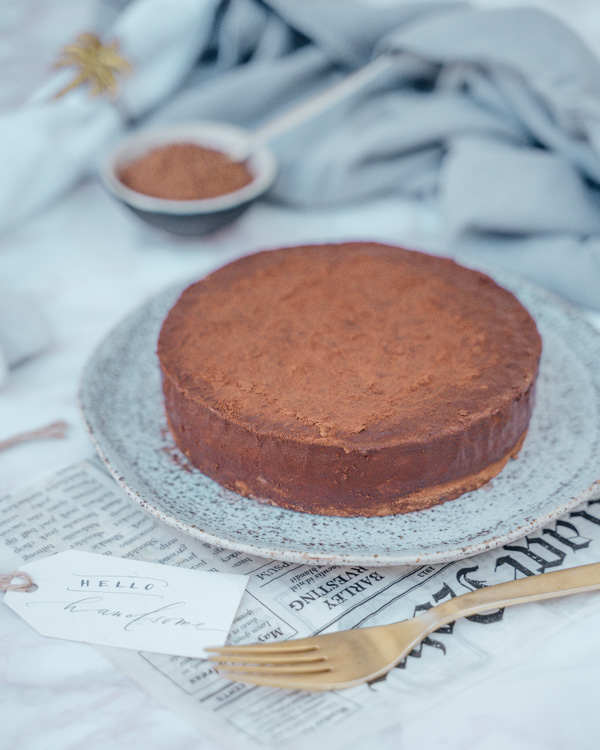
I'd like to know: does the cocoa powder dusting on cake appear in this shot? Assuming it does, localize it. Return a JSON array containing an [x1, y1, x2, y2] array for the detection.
[[118, 143, 253, 200], [159, 244, 540, 446]]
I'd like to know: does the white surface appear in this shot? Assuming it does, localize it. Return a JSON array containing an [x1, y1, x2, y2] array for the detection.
[[1, 2, 600, 749]]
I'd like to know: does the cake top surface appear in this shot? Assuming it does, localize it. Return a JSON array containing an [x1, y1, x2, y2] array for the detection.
[[158, 243, 542, 448]]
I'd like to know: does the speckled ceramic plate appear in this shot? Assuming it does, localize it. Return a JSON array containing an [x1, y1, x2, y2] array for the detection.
[[79, 268, 600, 567]]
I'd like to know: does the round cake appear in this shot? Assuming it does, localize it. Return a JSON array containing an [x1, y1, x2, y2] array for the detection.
[[157, 242, 542, 516]]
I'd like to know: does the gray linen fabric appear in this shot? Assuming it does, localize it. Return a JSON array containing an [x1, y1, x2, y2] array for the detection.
[[0, 287, 51, 387], [5, 0, 600, 310], [138, 0, 600, 309]]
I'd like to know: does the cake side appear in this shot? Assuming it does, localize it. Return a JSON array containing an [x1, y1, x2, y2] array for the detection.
[[162, 372, 536, 516]]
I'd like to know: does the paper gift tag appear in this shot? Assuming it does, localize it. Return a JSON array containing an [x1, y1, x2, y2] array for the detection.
[[3, 550, 248, 658]]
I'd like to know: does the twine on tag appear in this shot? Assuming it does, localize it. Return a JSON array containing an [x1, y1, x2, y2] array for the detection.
[[0, 420, 68, 453], [0, 572, 35, 592]]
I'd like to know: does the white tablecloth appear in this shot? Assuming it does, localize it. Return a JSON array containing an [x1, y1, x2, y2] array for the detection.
[[2, 2, 600, 749]]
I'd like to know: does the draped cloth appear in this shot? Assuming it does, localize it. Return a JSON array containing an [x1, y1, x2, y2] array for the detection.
[[3, 0, 600, 309]]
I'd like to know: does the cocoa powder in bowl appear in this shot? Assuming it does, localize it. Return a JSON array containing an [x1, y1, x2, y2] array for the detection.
[[118, 142, 253, 200]]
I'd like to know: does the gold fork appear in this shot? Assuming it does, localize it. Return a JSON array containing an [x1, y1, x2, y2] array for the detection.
[[206, 562, 600, 691]]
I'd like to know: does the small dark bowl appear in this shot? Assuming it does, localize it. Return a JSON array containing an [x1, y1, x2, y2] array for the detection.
[[99, 122, 278, 236]]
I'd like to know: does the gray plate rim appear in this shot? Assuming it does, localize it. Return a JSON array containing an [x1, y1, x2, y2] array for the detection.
[[79, 263, 600, 566]]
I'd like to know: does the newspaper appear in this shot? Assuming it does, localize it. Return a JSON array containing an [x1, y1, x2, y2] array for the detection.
[[1, 458, 600, 749]]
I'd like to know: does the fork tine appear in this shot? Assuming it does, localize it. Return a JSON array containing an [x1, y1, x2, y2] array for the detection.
[[207, 651, 326, 665], [205, 642, 319, 656], [214, 662, 332, 675]]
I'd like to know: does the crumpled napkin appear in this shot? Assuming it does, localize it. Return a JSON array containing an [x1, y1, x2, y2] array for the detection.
[[2, 0, 600, 309], [0, 287, 51, 387]]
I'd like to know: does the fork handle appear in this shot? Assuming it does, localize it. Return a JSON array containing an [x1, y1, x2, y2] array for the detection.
[[428, 562, 600, 628]]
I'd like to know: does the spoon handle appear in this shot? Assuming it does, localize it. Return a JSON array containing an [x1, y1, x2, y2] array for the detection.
[[231, 53, 396, 160]]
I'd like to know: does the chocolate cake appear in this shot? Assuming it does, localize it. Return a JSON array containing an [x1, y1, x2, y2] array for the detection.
[[157, 243, 542, 516]]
